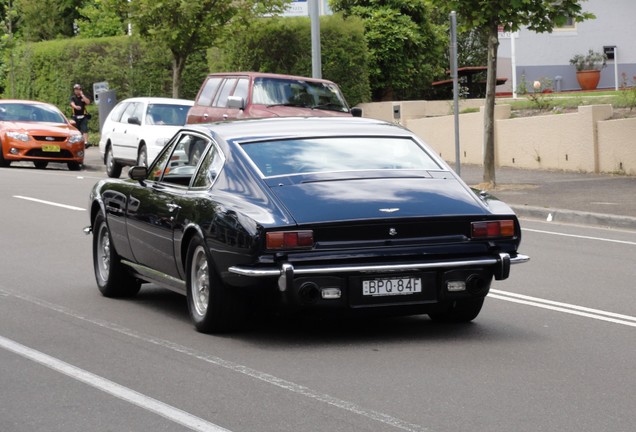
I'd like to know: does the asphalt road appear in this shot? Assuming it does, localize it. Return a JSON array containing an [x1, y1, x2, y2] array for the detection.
[[1, 164, 635, 432]]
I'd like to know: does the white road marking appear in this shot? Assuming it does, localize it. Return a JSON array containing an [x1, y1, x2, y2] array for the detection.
[[490, 289, 636, 327], [13, 195, 85, 211], [0, 335, 231, 432], [0, 289, 429, 432], [523, 227, 636, 246]]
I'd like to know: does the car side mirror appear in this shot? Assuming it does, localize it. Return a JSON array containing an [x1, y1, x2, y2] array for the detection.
[[128, 116, 141, 125], [128, 166, 148, 183], [350, 107, 363, 117], [227, 95, 245, 110]]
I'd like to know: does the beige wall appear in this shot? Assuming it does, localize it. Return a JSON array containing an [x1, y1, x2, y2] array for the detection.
[[598, 117, 636, 175], [357, 101, 635, 175]]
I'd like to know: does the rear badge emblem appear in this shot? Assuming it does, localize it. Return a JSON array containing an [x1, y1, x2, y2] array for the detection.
[[389, 228, 398, 236], [379, 208, 399, 213]]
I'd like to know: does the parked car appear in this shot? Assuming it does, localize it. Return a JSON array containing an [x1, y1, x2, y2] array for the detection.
[[0, 100, 85, 171], [99, 97, 194, 178], [186, 72, 361, 124], [87, 117, 528, 333]]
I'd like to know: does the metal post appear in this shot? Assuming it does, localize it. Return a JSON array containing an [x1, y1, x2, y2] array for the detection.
[[614, 47, 619, 91], [511, 30, 517, 99], [310, 0, 322, 79], [450, 11, 460, 176]]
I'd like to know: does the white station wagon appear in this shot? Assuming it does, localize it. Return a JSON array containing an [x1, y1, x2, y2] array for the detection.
[[99, 97, 194, 178]]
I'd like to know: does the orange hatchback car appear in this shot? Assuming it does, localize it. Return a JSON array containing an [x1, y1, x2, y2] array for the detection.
[[0, 100, 85, 171]]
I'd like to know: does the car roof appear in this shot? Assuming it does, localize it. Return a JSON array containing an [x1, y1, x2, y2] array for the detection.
[[0, 99, 58, 108], [205, 72, 339, 85], [188, 117, 414, 143], [117, 97, 194, 106]]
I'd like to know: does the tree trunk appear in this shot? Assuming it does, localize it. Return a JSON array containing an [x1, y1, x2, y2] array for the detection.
[[482, 23, 499, 187], [172, 54, 187, 99]]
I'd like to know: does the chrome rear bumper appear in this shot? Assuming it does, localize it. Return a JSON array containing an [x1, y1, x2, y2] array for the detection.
[[228, 253, 530, 292]]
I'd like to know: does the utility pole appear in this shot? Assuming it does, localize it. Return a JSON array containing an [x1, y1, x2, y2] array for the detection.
[[310, 0, 321, 79], [450, 11, 460, 176]]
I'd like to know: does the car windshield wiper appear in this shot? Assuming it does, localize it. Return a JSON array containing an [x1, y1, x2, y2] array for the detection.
[[266, 103, 307, 108], [310, 104, 346, 112]]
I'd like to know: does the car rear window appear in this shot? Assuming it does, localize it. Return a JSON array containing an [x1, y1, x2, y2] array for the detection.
[[240, 137, 442, 177]]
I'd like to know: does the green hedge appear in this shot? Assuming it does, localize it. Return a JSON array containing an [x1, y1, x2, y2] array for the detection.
[[212, 15, 371, 107], [2, 15, 370, 136], [3, 36, 207, 134]]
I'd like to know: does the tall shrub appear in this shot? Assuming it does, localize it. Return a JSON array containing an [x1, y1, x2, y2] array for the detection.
[[215, 15, 370, 106], [3, 36, 206, 132]]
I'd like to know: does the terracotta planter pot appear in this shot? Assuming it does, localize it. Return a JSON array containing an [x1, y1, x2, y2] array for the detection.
[[576, 70, 601, 91]]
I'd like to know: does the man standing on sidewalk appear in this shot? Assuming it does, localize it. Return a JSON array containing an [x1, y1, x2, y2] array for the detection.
[[70, 84, 91, 147]]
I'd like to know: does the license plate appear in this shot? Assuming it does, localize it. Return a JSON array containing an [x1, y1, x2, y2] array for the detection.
[[42, 145, 60, 152], [362, 277, 422, 297]]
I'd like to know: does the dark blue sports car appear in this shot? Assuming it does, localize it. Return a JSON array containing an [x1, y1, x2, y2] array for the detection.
[[87, 117, 528, 333]]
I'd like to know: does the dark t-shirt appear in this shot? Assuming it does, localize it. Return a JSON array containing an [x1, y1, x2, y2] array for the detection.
[[70, 94, 87, 117]]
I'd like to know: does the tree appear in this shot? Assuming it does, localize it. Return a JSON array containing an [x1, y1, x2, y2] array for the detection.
[[329, 0, 446, 101], [439, 0, 594, 186], [13, 0, 82, 41], [76, 0, 129, 38], [129, 0, 289, 98]]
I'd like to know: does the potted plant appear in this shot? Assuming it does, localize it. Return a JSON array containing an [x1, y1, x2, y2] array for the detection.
[[569, 49, 607, 90]]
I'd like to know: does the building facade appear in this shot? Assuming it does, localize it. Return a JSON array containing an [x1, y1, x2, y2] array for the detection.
[[497, 0, 636, 93]]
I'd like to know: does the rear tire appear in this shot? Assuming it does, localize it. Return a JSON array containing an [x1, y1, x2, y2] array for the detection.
[[93, 212, 141, 297], [186, 235, 243, 333], [105, 144, 122, 178], [428, 298, 484, 323], [34, 161, 48, 169]]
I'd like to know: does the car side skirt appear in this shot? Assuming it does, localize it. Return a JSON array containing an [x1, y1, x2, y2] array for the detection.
[[122, 260, 186, 294]]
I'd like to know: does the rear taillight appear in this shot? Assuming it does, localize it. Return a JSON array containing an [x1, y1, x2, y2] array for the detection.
[[266, 230, 314, 250], [471, 220, 516, 239]]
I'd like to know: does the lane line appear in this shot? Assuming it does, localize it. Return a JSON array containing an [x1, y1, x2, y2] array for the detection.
[[490, 290, 636, 328], [0, 335, 231, 432], [523, 227, 636, 246], [491, 289, 636, 322], [0, 289, 429, 432], [13, 195, 85, 211]]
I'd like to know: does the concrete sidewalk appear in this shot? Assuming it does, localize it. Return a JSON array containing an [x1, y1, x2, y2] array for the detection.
[[82, 147, 636, 231], [459, 164, 636, 230]]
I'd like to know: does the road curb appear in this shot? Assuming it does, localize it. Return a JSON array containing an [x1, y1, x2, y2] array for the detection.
[[511, 204, 636, 231]]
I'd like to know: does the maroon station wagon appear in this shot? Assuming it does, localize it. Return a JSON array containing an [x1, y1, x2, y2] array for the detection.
[[186, 72, 361, 124]]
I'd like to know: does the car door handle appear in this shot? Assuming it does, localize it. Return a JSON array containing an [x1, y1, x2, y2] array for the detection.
[[166, 203, 181, 212]]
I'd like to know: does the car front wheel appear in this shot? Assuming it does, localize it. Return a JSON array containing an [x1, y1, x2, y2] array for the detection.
[[428, 297, 485, 323], [105, 144, 122, 178], [67, 161, 81, 171], [0, 147, 9, 167], [93, 212, 140, 297], [186, 236, 243, 333]]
